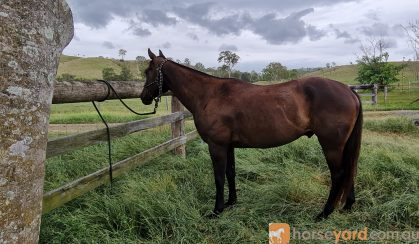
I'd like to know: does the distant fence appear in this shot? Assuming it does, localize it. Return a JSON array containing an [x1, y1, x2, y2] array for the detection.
[[349, 82, 419, 105], [43, 80, 198, 213], [349, 84, 378, 104]]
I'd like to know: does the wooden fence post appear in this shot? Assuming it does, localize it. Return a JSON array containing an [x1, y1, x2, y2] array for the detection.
[[0, 1, 73, 243], [384, 85, 388, 103], [372, 84, 378, 105], [171, 96, 186, 157]]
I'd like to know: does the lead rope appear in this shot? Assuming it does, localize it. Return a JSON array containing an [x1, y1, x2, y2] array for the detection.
[[92, 76, 163, 185], [91, 100, 113, 184], [92, 59, 167, 185]]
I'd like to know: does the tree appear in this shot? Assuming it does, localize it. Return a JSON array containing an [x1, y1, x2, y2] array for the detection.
[[102, 66, 133, 81], [403, 20, 419, 81], [288, 69, 299, 79], [217, 64, 230, 78], [194, 62, 206, 72], [119, 65, 133, 81], [136, 56, 146, 62], [355, 39, 405, 86], [240, 72, 252, 82], [217, 50, 240, 78], [262, 62, 288, 81], [102, 67, 117, 80], [250, 71, 260, 83], [136, 56, 148, 79], [119, 49, 127, 61], [183, 58, 191, 67]]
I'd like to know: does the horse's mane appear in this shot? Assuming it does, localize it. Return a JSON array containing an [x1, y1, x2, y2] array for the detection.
[[170, 60, 234, 80]]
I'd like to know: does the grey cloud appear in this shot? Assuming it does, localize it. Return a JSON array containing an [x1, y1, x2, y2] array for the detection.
[[138, 9, 177, 27], [361, 22, 390, 37], [365, 10, 380, 21], [178, 0, 356, 12], [68, 0, 340, 44], [187, 33, 199, 41], [162, 42, 172, 49], [331, 26, 359, 44], [173, 2, 251, 36], [73, 34, 81, 41], [68, 0, 149, 28], [173, 5, 324, 44], [219, 44, 238, 52], [249, 8, 325, 44], [102, 41, 115, 49], [307, 25, 325, 41], [68, 0, 357, 30], [382, 38, 398, 48], [131, 26, 152, 37]]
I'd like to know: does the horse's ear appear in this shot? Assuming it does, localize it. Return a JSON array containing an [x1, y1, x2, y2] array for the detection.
[[148, 48, 156, 59], [158, 49, 166, 58]]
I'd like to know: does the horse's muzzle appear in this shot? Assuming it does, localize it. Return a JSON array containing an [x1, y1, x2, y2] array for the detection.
[[141, 98, 153, 105]]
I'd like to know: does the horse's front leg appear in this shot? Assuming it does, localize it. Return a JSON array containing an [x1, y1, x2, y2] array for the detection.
[[225, 146, 237, 207], [208, 142, 228, 216]]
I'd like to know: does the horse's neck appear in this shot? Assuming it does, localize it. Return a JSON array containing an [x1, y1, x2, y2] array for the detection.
[[164, 62, 214, 113]]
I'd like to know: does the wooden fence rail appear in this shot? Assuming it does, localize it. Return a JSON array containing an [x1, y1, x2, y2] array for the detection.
[[44, 81, 198, 213], [349, 84, 378, 104], [46, 110, 192, 158], [43, 130, 199, 213]]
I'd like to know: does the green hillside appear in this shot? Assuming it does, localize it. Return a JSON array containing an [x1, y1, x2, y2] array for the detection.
[[57, 55, 144, 80], [303, 61, 419, 85]]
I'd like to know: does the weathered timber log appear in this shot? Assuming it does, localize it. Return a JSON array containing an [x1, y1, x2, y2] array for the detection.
[[52, 80, 144, 104], [46, 111, 192, 158], [42, 130, 199, 213]]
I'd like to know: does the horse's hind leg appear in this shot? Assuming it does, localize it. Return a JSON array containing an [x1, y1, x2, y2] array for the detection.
[[208, 142, 228, 215], [316, 144, 345, 220], [343, 185, 355, 210], [225, 146, 237, 207]]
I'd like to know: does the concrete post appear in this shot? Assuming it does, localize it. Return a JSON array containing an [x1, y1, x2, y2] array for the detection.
[[0, 1, 73, 243]]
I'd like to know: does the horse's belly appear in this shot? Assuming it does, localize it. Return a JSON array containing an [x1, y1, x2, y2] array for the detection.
[[232, 127, 304, 148]]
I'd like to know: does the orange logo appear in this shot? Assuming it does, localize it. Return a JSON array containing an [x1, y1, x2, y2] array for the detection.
[[269, 223, 290, 244]]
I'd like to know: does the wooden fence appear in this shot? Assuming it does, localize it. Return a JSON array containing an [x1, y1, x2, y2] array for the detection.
[[43, 81, 199, 213], [349, 84, 378, 104]]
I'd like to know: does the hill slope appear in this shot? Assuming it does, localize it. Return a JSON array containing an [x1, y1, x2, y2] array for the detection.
[[57, 55, 143, 80], [303, 61, 419, 84]]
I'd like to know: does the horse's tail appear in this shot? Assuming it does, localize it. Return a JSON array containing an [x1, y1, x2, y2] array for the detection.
[[340, 91, 363, 203]]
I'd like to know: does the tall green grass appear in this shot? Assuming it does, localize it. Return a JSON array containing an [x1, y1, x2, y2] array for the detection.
[[364, 117, 419, 135], [40, 123, 419, 243]]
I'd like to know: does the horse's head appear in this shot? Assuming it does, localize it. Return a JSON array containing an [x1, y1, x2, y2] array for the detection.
[[140, 48, 169, 105]]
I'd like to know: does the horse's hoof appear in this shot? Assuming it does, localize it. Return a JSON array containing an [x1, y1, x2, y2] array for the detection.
[[342, 205, 353, 211], [224, 200, 236, 208], [315, 212, 328, 222], [204, 210, 222, 219]]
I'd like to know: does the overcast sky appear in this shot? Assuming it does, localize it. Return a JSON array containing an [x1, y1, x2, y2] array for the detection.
[[64, 0, 418, 71]]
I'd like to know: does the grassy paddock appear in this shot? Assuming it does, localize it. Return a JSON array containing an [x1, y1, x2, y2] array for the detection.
[[40, 118, 418, 243], [50, 98, 173, 124]]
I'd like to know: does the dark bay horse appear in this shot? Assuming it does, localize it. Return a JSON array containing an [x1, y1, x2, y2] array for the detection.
[[140, 49, 362, 219]]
